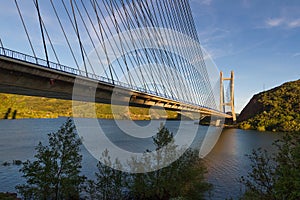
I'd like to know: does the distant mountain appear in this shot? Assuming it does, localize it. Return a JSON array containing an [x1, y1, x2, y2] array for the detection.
[[238, 79, 300, 132]]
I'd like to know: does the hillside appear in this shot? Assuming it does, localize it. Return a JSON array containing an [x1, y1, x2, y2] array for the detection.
[[238, 79, 300, 132], [0, 93, 179, 120]]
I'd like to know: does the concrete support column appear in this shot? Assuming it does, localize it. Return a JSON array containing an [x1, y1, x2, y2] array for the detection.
[[220, 71, 236, 122]]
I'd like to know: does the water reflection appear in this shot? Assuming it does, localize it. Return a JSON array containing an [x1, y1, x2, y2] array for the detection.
[[204, 128, 279, 199]]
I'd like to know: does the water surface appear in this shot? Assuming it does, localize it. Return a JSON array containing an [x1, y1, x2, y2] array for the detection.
[[0, 118, 279, 199]]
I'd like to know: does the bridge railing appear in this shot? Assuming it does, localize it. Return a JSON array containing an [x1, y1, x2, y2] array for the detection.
[[0, 47, 115, 84], [0, 47, 169, 97]]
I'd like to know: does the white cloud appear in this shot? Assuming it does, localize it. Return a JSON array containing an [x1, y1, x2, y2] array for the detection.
[[191, 0, 212, 6], [202, 0, 213, 5], [265, 18, 284, 27], [288, 19, 300, 28], [265, 18, 300, 29], [198, 28, 230, 44]]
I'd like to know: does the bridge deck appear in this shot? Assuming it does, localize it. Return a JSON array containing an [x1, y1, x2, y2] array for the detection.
[[0, 47, 231, 118]]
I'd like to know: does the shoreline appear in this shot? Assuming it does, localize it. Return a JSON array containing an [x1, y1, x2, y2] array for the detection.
[[1, 117, 296, 133]]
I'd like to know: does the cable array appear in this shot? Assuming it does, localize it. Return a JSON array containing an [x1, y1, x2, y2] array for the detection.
[[11, 0, 220, 111]]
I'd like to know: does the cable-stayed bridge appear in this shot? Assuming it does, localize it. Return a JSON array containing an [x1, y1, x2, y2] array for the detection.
[[0, 0, 235, 120]]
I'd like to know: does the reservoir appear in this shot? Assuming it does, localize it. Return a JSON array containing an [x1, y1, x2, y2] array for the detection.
[[0, 118, 279, 199]]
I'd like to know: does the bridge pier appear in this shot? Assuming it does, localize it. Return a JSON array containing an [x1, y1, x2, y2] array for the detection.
[[220, 71, 236, 122]]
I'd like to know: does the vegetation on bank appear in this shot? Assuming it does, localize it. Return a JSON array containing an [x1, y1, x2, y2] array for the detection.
[[240, 131, 300, 199], [0, 93, 179, 120], [16, 119, 212, 200], [238, 79, 300, 132]]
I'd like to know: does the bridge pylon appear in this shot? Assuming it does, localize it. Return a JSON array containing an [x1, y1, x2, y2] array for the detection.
[[220, 71, 236, 122]]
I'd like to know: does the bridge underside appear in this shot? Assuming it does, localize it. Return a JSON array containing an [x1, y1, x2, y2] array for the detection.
[[0, 56, 230, 118]]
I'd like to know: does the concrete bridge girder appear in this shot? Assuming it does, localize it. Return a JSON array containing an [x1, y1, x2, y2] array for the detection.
[[0, 56, 231, 118]]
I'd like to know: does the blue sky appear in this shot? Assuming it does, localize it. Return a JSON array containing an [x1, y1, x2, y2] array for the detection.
[[190, 0, 300, 112], [0, 1, 299, 113]]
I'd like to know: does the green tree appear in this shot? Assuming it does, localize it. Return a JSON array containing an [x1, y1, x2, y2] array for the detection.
[[240, 132, 300, 199], [129, 124, 212, 200], [273, 133, 300, 199], [16, 118, 85, 200], [86, 149, 127, 200], [240, 148, 276, 200], [87, 124, 212, 200]]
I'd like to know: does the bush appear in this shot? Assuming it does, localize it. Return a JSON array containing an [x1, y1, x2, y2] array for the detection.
[[239, 122, 252, 130], [257, 126, 266, 132]]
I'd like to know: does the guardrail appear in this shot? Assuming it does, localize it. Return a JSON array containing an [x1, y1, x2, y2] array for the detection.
[[0, 47, 225, 115]]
